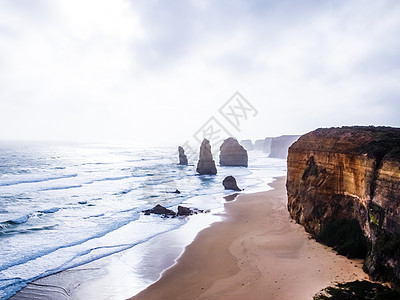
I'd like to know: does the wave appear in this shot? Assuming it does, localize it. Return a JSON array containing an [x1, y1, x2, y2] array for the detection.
[[39, 207, 60, 214], [0, 225, 58, 237], [40, 185, 82, 191], [0, 211, 143, 273], [0, 207, 60, 228], [84, 175, 131, 185], [0, 174, 78, 187]]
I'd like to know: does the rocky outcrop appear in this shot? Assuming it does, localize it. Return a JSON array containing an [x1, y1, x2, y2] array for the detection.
[[240, 139, 254, 151], [143, 204, 206, 217], [286, 126, 400, 289], [222, 176, 241, 191], [220, 138, 248, 167], [196, 139, 217, 175], [178, 146, 188, 165], [143, 204, 176, 217], [269, 135, 300, 159]]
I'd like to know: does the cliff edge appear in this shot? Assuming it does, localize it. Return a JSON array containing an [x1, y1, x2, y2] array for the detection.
[[286, 126, 400, 289]]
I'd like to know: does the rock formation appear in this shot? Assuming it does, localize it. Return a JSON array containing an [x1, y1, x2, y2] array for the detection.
[[269, 135, 300, 159], [143, 204, 206, 217], [222, 176, 241, 191], [178, 146, 188, 165], [220, 138, 248, 167], [196, 139, 217, 175], [143, 204, 176, 217], [177, 206, 192, 216], [254, 139, 265, 151], [286, 126, 400, 289], [263, 137, 272, 153], [240, 139, 254, 151]]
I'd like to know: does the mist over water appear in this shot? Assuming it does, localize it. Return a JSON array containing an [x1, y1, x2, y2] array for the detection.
[[0, 142, 286, 298]]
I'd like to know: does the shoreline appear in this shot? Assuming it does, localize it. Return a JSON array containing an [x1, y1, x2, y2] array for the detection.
[[10, 208, 223, 300], [131, 176, 369, 300]]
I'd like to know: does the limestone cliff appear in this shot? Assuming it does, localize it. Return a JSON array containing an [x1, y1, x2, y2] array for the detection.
[[269, 135, 300, 159], [286, 126, 400, 288], [240, 139, 254, 151]]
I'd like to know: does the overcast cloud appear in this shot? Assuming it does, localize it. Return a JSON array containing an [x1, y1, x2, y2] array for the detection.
[[0, 0, 399, 146]]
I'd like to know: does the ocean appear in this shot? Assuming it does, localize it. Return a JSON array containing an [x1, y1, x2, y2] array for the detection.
[[0, 142, 286, 299]]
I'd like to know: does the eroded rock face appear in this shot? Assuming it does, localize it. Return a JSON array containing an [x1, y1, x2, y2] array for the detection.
[[222, 176, 241, 191], [178, 146, 188, 165], [269, 135, 300, 159], [286, 126, 400, 288], [196, 139, 217, 175], [220, 138, 248, 167]]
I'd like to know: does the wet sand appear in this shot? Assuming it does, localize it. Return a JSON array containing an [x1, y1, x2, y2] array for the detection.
[[131, 176, 368, 300]]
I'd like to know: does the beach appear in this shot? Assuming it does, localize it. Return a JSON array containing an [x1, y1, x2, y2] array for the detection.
[[132, 176, 368, 300]]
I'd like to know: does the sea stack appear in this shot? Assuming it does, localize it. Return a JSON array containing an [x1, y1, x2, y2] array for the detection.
[[220, 137, 248, 167], [196, 139, 217, 175], [178, 146, 188, 165]]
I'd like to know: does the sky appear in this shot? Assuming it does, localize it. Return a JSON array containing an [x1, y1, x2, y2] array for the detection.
[[0, 0, 399, 147]]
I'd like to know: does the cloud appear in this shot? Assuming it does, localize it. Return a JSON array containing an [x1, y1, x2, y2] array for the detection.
[[0, 0, 399, 144]]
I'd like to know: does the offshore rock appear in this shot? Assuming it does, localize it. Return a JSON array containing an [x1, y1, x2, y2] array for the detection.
[[220, 137, 248, 167], [143, 204, 176, 217], [196, 139, 217, 175], [222, 176, 241, 191], [177, 206, 192, 216], [269, 135, 300, 159], [178, 146, 188, 165], [286, 126, 400, 289]]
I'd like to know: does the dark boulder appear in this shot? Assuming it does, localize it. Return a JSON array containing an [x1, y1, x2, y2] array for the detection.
[[177, 206, 193, 216], [222, 176, 241, 191], [143, 204, 176, 217]]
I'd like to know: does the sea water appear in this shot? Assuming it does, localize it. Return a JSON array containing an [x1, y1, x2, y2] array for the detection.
[[0, 141, 286, 299]]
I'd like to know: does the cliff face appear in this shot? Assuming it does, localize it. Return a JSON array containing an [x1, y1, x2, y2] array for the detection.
[[269, 135, 300, 159], [286, 126, 400, 288]]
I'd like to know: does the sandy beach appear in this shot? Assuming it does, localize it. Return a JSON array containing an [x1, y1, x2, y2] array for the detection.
[[132, 176, 369, 300]]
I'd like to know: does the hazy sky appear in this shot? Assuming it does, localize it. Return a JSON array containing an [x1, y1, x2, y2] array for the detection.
[[1, 0, 399, 146]]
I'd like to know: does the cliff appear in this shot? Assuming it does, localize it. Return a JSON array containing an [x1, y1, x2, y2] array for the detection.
[[240, 139, 254, 151], [263, 137, 272, 153], [286, 126, 400, 288], [269, 135, 300, 159]]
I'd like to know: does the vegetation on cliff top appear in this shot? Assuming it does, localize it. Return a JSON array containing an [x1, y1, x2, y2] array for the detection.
[[308, 126, 400, 161], [314, 280, 400, 300]]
